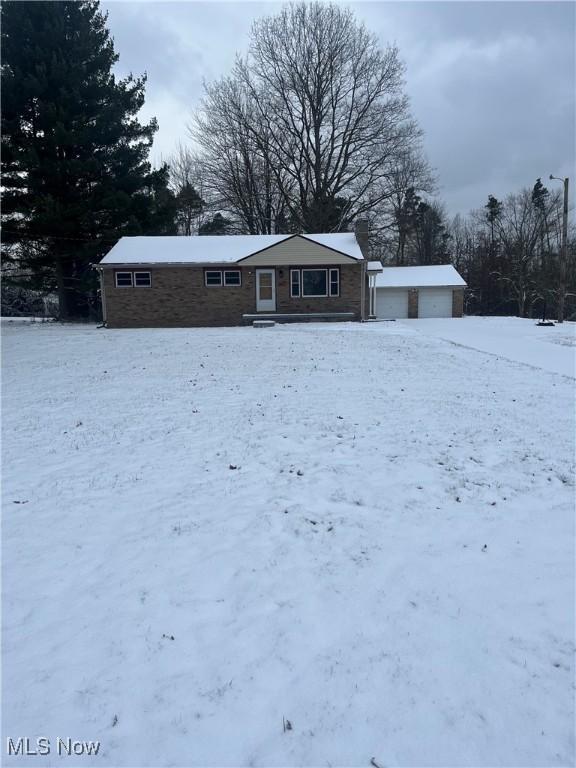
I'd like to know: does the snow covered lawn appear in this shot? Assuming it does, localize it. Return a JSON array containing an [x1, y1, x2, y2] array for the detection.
[[401, 316, 575, 378], [3, 319, 574, 767]]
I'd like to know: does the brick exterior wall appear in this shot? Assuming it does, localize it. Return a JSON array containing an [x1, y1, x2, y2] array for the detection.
[[408, 288, 419, 319], [276, 265, 362, 317], [452, 288, 464, 317], [103, 263, 363, 328]]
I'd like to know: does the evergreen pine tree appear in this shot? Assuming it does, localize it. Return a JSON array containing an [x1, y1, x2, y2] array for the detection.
[[531, 178, 551, 262], [175, 183, 205, 236], [531, 178, 550, 211], [1, 0, 176, 318], [485, 195, 503, 239], [199, 213, 234, 236], [483, 195, 504, 312], [396, 187, 421, 264], [413, 201, 450, 264]]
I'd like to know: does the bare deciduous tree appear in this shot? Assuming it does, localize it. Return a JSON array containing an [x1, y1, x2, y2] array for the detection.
[[487, 190, 539, 317], [167, 144, 208, 235], [193, 2, 422, 233], [193, 82, 293, 234]]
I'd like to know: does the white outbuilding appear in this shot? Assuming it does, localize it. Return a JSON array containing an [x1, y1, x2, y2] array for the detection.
[[374, 264, 467, 319]]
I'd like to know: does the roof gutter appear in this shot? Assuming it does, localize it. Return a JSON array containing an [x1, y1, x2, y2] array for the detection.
[[96, 261, 241, 269], [375, 283, 467, 289]]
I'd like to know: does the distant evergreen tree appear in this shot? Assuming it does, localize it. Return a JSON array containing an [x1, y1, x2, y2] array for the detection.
[[531, 177, 552, 260], [304, 196, 353, 233], [199, 213, 234, 235], [531, 178, 549, 211], [396, 187, 421, 264], [480, 195, 505, 313], [175, 183, 205, 236], [413, 201, 451, 264], [485, 195, 503, 239], [1, 0, 176, 319]]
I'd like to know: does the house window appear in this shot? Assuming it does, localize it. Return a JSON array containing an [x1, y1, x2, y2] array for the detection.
[[134, 271, 151, 287], [290, 269, 301, 297], [205, 271, 223, 286], [224, 270, 241, 286], [205, 270, 241, 287], [329, 268, 339, 297], [302, 269, 328, 297], [115, 272, 133, 288]]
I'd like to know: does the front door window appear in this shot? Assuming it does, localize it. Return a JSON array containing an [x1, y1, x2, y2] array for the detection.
[[256, 269, 276, 311]]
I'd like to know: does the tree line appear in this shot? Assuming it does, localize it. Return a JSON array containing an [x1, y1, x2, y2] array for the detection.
[[2, 0, 573, 320], [448, 183, 574, 319]]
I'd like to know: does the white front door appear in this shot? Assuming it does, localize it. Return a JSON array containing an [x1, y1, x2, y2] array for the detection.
[[256, 269, 276, 312]]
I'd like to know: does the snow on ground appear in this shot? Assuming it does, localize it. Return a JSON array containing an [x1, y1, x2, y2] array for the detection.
[[2, 319, 574, 767], [400, 316, 575, 378]]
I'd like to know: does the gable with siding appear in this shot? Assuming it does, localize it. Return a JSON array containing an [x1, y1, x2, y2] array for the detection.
[[239, 235, 359, 266]]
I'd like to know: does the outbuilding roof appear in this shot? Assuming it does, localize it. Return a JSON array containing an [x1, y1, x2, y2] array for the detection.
[[99, 232, 364, 265], [375, 264, 466, 288]]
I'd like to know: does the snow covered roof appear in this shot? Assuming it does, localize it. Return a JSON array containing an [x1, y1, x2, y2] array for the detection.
[[367, 261, 384, 271], [375, 265, 466, 288], [297, 233, 363, 260], [99, 233, 364, 265]]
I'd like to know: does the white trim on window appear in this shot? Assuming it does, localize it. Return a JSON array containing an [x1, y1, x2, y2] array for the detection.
[[205, 270, 223, 286], [205, 269, 242, 287], [301, 268, 328, 297], [115, 271, 133, 288], [329, 268, 339, 297], [224, 270, 241, 286], [290, 269, 301, 297], [134, 271, 151, 288]]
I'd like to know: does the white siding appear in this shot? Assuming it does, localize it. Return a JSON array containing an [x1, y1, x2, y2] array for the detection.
[[375, 288, 409, 319], [240, 235, 357, 266]]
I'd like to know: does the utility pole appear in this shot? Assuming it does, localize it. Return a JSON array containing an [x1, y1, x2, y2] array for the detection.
[[550, 175, 569, 323]]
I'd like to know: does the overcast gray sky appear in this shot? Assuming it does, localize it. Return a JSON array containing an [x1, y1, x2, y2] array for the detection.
[[102, 1, 575, 217]]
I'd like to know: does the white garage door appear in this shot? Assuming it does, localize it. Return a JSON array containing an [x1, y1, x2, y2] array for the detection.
[[418, 288, 453, 318], [375, 288, 409, 319]]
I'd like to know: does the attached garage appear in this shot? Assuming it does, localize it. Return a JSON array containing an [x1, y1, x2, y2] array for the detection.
[[418, 288, 454, 318], [375, 288, 409, 319], [373, 265, 466, 319]]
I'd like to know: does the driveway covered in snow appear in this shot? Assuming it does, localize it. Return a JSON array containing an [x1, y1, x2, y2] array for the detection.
[[2, 319, 574, 767], [403, 316, 575, 378]]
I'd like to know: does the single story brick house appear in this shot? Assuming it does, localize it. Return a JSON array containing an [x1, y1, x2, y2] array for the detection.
[[96, 231, 466, 328]]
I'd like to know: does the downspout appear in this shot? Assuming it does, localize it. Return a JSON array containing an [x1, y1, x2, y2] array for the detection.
[[360, 259, 367, 322], [354, 219, 370, 322], [97, 267, 107, 325]]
